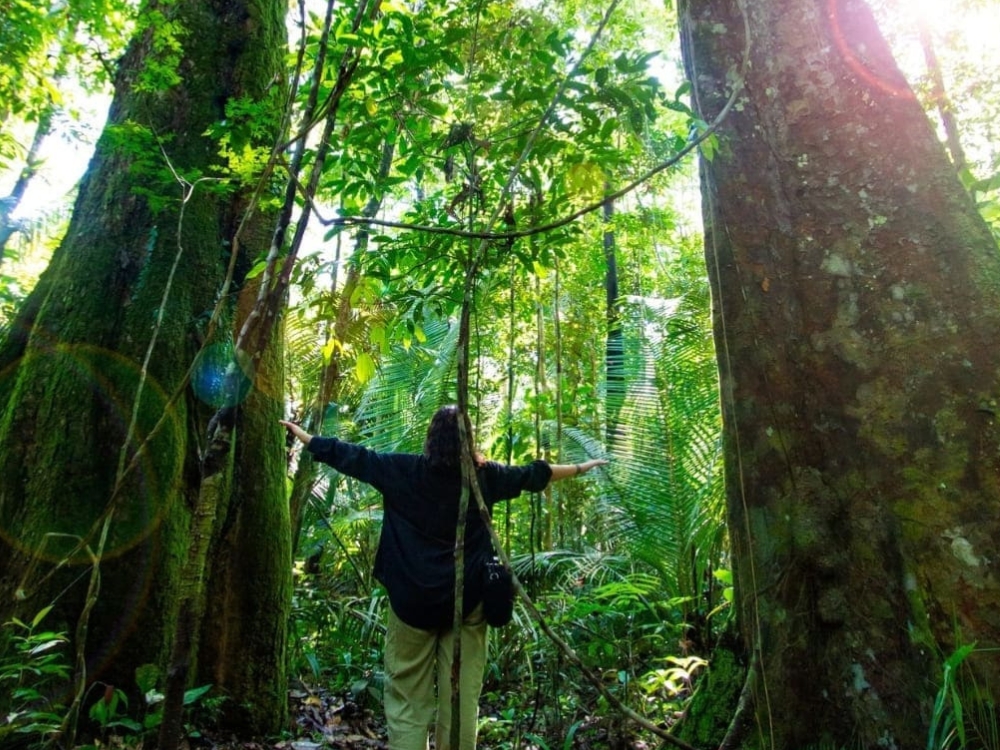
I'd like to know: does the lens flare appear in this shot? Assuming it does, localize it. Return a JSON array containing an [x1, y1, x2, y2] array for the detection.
[[190, 342, 255, 408], [0, 342, 184, 565], [827, 0, 916, 100]]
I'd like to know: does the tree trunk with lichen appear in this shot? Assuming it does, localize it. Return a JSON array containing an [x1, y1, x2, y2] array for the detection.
[[679, 0, 1000, 746], [0, 0, 290, 734]]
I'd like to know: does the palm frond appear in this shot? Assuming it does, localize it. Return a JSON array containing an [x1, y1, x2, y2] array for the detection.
[[592, 292, 725, 599], [353, 315, 459, 452]]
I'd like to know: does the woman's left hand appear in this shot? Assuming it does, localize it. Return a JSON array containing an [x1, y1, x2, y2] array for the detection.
[[280, 420, 313, 445]]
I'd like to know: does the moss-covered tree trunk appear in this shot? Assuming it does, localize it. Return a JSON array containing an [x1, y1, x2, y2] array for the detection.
[[199, 276, 291, 734], [679, 0, 1000, 746], [0, 0, 290, 733]]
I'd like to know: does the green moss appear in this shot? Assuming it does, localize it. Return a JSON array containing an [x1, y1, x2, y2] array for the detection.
[[902, 570, 935, 651], [680, 647, 746, 747], [850, 381, 910, 458]]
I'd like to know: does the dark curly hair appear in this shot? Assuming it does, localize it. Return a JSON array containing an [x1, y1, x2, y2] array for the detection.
[[423, 405, 483, 469]]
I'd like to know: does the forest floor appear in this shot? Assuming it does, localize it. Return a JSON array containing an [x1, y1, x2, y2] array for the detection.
[[280, 684, 386, 749], [182, 684, 649, 750]]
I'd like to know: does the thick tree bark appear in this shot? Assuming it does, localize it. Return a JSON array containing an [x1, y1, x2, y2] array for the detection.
[[680, 0, 1000, 746], [0, 0, 289, 733]]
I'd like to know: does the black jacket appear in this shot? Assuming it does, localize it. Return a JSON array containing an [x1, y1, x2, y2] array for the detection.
[[307, 436, 552, 630]]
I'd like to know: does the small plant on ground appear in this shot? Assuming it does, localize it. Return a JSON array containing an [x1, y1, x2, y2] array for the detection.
[[0, 605, 71, 745], [80, 664, 213, 745], [88, 684, 142, 737], [928, 644, 976, 750]]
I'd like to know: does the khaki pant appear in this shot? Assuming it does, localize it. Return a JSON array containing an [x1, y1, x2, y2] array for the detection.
[[383, 604, 488, 750]]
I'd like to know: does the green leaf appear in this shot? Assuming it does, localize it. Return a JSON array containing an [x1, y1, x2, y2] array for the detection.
[[599, 118, 617, 140], [135, 663, 161, 694], [245, 259, 268, 279], [28, 639, 65, 655], [700, 133, 717, 162], [369, 324, 388, 354], [421, 99, 448, 117], [183, 683, 213, 705], [712, 569, 733, 585], [30, 605, 54, 628], [966, 168, 1000, 194], [144, 711, 163, 730], [943, 643, 975, 671], [321, 337, 338, 365], [355, 352, 377, 384], [115, 718, 144, 732]]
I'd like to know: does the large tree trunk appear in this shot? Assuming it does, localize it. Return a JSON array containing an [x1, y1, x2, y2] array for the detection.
[[680, 0, 1000, 746], [0, 0, 289, 733]]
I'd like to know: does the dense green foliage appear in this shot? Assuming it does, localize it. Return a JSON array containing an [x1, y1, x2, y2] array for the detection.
[[275, 2, 729, 744], [0, 0, 131, 304]]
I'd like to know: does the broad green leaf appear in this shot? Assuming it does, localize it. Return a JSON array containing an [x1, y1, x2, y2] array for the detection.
[[355, 352, 376, 384], [321, 337, 338, 365], [369, 324, 388, 354], [183, 683, 213, 705], [136, 663, 161, 694], [245, 259, 268, 279], [381, 49, 404, 67], [421, 99, 448, 117], [712, 569, 733, 585]]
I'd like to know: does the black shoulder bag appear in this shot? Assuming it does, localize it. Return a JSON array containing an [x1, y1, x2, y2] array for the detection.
[[482, 555, 514, 627]]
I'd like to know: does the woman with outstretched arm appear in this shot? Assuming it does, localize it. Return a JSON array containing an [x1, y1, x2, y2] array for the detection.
[[281, 405, 607, 750]]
